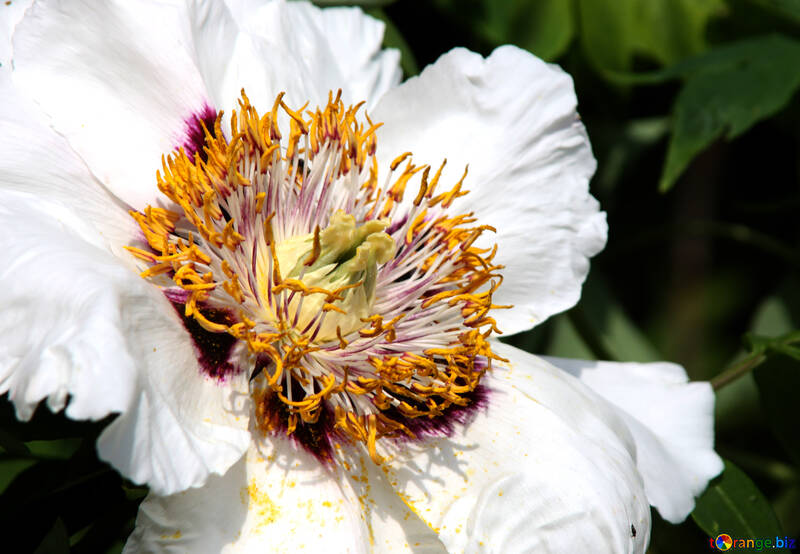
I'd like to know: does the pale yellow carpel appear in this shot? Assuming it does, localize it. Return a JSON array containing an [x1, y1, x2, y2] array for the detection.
[[266, 210, 396, 341]]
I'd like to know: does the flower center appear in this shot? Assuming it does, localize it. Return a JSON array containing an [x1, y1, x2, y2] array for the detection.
[[127, 91, 506, 462], [267, 211, 395, 341]]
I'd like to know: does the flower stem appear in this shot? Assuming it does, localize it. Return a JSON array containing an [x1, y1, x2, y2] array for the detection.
[[711, 352, 767, 391], [712, 331, 800, 391]]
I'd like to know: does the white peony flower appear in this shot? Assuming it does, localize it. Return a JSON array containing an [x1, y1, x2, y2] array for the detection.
[[0, 0, 722, 552]]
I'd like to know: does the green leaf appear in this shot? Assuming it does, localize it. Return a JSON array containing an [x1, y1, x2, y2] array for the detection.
[[543, 314, 596, 359], [430, 0, 574, 61], [568, 276, 662, 362], [517, 0, 575, 60], [480, 0, 575, 61], [631, 0, 727, 66], [594, 117, 670, 193], [578, 0, 636, 72], [34, 518, 70, 554], [26, 439, 82, 461], [750, 280, 800, 336], [578, 0, 723, 73], [660, 34, 800, 191], [745, 0, 800, 24], [625, 34, 800, 84], [692, 460, 783, 538], [0, 458, 36, 494], [364, 8, 419, 77], [754, 355, 800, 467]]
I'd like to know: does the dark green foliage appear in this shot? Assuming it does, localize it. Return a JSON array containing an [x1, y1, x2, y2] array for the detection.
[[657, 35, 800, 190], [693, 460, 783, 538], [0, 403, 142, 553]]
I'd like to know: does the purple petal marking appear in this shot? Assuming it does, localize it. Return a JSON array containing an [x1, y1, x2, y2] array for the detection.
[[259, 380, 339, 464], [388, 383, 491, 442], [170, 300, 240, 382], [180, 104, 218, 163]]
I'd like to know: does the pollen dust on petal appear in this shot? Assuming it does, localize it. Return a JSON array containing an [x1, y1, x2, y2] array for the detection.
[[241, 479, 280, 532]]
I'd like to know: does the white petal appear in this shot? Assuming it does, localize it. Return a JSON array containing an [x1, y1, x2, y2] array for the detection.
[[188, 0, 401, 114], [384, 342, 650, 553], [0, 69, 137, 251], [0, 0, 31, 67], [284, 1, 402, 107], [96, 327, 252, 497], [337, 448, 448, 553], [544, 355, 724, 523], [11, 0, 210, 209], [125, 453, 253, 553], [185, 0, 241, 110], [0, 192, 250, 495], [373, 46, 606, 335], [126, 436, 444, 553]]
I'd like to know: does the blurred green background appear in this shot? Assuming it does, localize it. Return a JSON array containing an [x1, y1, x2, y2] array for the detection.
[[3, 0, 800, 552]]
